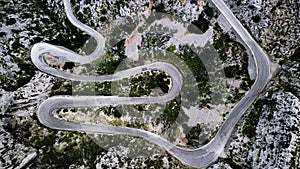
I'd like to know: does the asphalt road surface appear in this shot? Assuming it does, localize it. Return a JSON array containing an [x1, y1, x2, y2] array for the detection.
[[31, 0, 271, 168]]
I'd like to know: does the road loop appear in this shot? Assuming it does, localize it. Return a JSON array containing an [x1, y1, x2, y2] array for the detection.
[[31, 0, 271, 168]]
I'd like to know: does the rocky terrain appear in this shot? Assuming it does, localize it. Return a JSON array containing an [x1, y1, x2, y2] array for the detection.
[[219, 0, 300, 168], [0, 0, 299, 168]]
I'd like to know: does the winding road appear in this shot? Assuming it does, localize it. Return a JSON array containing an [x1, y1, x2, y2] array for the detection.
[[31, 0, 271, 168]]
